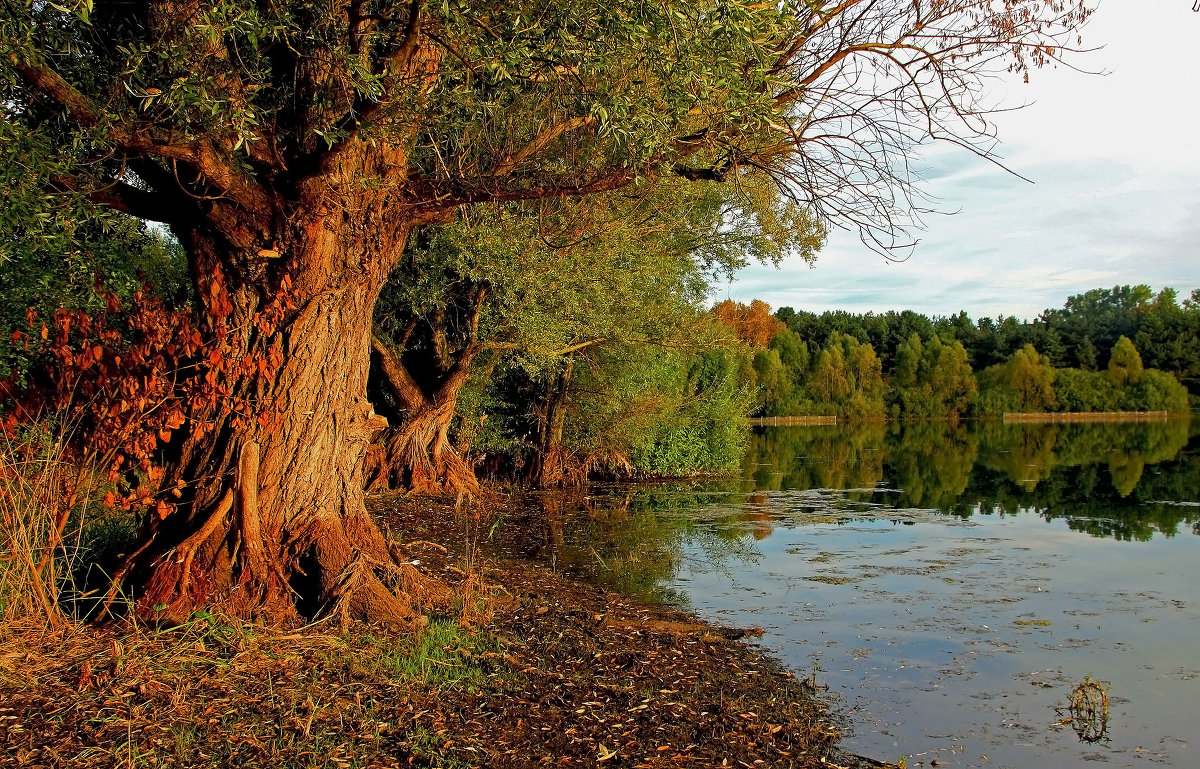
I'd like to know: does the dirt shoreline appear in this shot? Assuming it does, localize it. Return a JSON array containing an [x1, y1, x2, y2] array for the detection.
[[374, 490, 898, 769], [0, 489, 897, 769]]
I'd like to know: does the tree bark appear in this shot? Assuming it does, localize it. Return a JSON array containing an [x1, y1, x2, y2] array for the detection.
[[528, 358, 574, 488], [113, 191, 442, 626]]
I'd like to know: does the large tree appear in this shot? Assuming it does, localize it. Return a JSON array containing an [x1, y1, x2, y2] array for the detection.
[[2, 0, 1092, 624]]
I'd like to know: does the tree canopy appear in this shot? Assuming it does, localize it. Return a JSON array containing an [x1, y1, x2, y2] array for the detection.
[[4, 0, 1093, 246], [752, 296, 1192, 419]]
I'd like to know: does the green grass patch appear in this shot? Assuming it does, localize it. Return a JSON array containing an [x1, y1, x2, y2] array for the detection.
[[406, 726, 479, 769], [356, 619, 500, 689]]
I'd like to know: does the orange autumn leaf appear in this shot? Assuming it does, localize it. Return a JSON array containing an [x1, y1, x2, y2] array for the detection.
[[164, 409, 185, 430]]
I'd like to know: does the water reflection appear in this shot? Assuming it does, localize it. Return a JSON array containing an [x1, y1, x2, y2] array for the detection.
[[498, 487, 762, 604], [494, 417, 1200, 769], [743, 418, 1199, 540], [510, 419, 1200, 601]]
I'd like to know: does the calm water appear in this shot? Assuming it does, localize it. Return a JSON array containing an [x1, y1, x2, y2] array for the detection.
[[506, 418, 1200, 769]]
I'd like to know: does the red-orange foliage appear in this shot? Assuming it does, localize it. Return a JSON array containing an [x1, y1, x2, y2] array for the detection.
[[712, 299, 784, 349], [2, 274, 294, 519]]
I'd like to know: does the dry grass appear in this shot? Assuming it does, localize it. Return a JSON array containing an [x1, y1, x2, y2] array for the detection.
[[1, 610, 498, 769], [0, 423, 113, 627]]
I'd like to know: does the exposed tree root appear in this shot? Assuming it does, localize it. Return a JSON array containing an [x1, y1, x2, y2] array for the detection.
[[325, 552, 454, 629], [132, 488, 234, 623], [366, 409, 480, 496], [106, 440, 447, 628], [530, 447, 635, 488], [236, 441, 268, 583]]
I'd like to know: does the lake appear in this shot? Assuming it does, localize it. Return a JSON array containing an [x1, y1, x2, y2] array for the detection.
[[508, 417, 1200, 769]]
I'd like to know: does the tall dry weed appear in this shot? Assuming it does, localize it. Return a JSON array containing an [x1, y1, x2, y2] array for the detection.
[[0, 422, 102, 627]]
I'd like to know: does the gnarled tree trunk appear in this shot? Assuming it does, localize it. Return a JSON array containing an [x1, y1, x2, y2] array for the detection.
[[365, 284, 491, 495], [114, 184, 444, 626], [366, 335, 481, 496]]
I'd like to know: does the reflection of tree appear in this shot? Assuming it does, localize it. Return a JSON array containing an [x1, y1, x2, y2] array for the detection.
[[975, 421, 1061, 490], [508, 483, 766, 604], [524, 490, 685, 603], [629, 486, 767, 569], [884, 421, 979, 507], [738, 494, 777, 540], [744, 419, 1197, 543], [742, 422, 986, 508], [508, 419, 1198, 606], [973, 419, 1190, 496], [959, 419, 1197, 540], [743, 424, 887, 495], [1106, 452, 1143, 498]]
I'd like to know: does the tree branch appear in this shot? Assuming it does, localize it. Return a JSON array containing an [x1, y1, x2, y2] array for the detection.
[[486, 338, 606, 357], [296, 1, 434, 187], [465, 284, 490, 341], [673, 152, 738, 183], [370, 335, 429, 411], [407, 164, 643, 214], [491, 116, 596, 177], [13, 53, 273, 214], [385, 0, 424, 81], [51, 175, 181, 224]]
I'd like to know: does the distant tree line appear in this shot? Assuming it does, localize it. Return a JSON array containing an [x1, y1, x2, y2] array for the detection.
[[715, 286, 1197, 420]]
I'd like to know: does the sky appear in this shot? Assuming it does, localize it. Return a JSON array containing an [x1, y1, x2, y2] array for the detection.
[[723, 0, 1200, 322]]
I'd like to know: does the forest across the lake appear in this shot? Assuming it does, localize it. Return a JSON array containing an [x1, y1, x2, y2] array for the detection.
[[718, 286, 1196, 425]]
